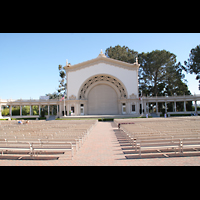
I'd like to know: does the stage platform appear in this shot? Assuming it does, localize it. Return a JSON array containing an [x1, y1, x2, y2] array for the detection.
[[60, 114, 142, 120]]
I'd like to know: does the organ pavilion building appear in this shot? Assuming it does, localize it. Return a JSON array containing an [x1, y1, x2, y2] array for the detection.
[[1, 50, 199, 119], [65, 50, 140, 116]]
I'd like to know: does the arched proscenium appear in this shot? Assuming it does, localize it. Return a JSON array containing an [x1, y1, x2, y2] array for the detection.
[[79, 75, 128, 100]]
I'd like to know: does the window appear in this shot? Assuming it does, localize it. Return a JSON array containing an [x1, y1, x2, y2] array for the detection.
[[123, 107, 126, 113], [132, 104, 135, 112], [122, 103, 126, 113], [80, 104, 84, 115], [71, 106, 74, 113]]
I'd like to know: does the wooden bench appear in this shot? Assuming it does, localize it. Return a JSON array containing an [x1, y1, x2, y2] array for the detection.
[[138, 139, 182, 156], [181, 138, 200, 151], [135, 138, 200, 158], [0, 141, 74, 160]]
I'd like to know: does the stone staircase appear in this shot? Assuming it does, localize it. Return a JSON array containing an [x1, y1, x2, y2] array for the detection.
[[46, 115, 56, 121], [150, 113, 160, 118]]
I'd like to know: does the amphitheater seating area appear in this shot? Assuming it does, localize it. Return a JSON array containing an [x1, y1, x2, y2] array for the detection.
[[0, 120, 97, 160], [114, 117, 200, 159]]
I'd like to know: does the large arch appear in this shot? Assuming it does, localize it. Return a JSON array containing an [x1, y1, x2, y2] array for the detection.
[[87, 84, 118, 115], [78, 74, 128, 100]]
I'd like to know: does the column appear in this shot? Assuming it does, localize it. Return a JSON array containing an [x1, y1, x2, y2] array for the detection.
[[195, 101, 197, 114], [59, 102, 62, 117], [76, 103, 79, 116], [57, 104, 59, 117], [184, 101, 186, 112], [156, 102, 158, 114], [67, 103, 70, 116], [48, 105, 50, 116], [30, 105, 32, 116], [143, 101, 146, 114], [51, 105, 53, 115], [141, 99, 144, 115], [39, 105, 41, 116], [136, 101, 139, 114], [146, 103, 149, 114], [9, 105, 12, 116], [174, 101, 176, 112], [20, 105, 22, 116], [165, 102, 167, 114], [0, 107, 1, 117]]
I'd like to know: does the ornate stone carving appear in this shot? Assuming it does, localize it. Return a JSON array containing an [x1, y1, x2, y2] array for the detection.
[[79, 75, 127, 100], [97, 49, 106, 58], [130, 93, 137, 99], [69, 95, 76, 100]]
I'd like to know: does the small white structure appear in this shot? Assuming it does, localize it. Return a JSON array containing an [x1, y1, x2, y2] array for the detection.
[[64, 50, 140, 116]]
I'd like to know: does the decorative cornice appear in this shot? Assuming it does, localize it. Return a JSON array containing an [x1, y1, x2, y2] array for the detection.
[[69, 95, 76, 100], [78, 74, 128, 100], [64, 56, 140, 73]]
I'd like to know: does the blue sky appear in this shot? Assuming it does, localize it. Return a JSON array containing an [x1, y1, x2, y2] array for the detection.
[[0, 33, 200, 100]]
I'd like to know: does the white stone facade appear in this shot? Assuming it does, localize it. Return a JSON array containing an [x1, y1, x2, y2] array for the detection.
[[64, 51, 140, 116]]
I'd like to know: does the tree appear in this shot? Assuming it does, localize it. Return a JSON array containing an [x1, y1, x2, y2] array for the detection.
[[138, 50, 179, 96], [105, 45, 191, 97], [46, 92, 62, 100], [58, 64, 67, 94], [158, 61, 191, 96], [184, 44, 200, 80], [2, 107, 9, 116], [105, 45, 138, 63]]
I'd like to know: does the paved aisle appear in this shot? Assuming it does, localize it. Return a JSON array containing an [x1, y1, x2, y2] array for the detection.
[[69, 122, 125, 165]]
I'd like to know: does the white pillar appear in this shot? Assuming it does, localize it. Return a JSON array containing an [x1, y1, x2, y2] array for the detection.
[[143, 101, 147, 114], [146, 103, 149, 114], [64, 96, 66, 117], [20, 105, 22, 116], [165, 102, 167, 113], [195, 101, 197, 113], [48, 105, 50, 116], [184, 101, 186, 112], [156, 102, 158, 114], [174, 101, 176, 112], [39, 105, 41, 116], [9, 105, 12, 116], [30, 105, 32, 116], [0, 104, 2, 117], [76, 103, 79, 116], [59, 102, 62, 116], [67, 103, 70, 116], [141, 99, 144, 115]]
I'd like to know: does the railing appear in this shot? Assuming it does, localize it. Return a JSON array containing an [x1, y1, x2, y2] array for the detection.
[[142, 94, 200, 101], [0, 99, 60, 103]]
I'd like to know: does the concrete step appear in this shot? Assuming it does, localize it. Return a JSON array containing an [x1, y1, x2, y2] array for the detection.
[[46, 115, 56, 121]]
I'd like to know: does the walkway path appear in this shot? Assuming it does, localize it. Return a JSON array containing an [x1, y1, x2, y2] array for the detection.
[[65, 121, 124, 165]]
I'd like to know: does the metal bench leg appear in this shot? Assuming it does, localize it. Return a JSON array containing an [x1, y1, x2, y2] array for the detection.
[[71, 148, 74, 160], [29, 143, 34, 158], [139, 146, 141, 158]]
